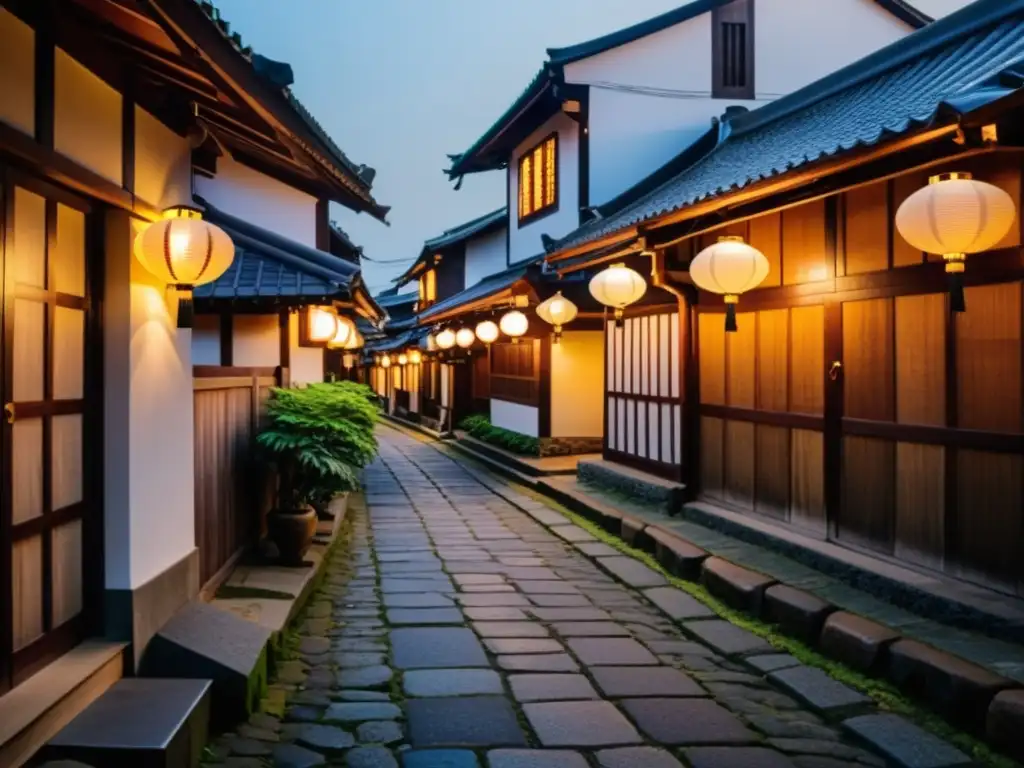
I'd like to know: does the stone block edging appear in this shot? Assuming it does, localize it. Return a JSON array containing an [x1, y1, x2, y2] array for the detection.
[[526, 478, 1023, 762]]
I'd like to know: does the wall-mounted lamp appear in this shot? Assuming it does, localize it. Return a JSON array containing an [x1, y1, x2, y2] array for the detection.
[[499, 310, 529, 343], [536, 290, 578, 343], [133, 206, 234, 328], [589, 263, 646, 327]]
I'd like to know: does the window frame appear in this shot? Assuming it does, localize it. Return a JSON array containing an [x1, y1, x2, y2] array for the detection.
[[712, 0, 755, 100], [516, 132, 559, 226]]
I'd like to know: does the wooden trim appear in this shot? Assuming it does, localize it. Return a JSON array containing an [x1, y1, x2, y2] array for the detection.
[[608, 391, 676, 405], [685, 299, 700, 486], [577, 87, 590, 224], [841, 418, 1022, 453], [316, 198, 330, 251], [10, 399, 85, 419], [824, 298, 843, 540], [11, 615, 85, 689], [193, 365, 278, 378], [700, 403, 825, 432], [121, 82, 135, 196], [193, 375, 276, 392], [538, 334, 551, 438], [0, 176, 10, 694], [711, 0, 754, 100], [279, 310, 291, 369], [219, 313, 233, 367], [604, 448, 684, 483], [34, 0, 55, 149]]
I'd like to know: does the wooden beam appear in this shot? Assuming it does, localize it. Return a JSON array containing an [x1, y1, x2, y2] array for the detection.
[[33, 0, 55, 149], [219, 313, 233, 367]]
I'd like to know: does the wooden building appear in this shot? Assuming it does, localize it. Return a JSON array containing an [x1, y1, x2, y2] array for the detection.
[[544, 0, 1024, 595]]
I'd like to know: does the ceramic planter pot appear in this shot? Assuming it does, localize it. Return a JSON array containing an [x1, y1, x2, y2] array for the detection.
[[267, 507, 316, 566]]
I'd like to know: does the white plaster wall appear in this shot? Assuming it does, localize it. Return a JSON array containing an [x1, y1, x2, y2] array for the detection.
[[234, 315, 281, 368], [0, 8, 34, 135], [288, 312, 324, 385], [196, 155, 318, 248], [440, 365, 451, 408], [55, 47, 122, 185], [491, 400, 539, 438], [508, 111, 579, 264], [105, 213, 195, 589], [134, 106, 192, 210], [191, 315, 220, 365], [464, 226, 509, 288], [564, 0, 917, 207], [551, 331, 604, 438]]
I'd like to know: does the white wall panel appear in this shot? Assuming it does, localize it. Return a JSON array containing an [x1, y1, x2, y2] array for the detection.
[[55, 48, 122, 184], [0, 8, 34, 135]]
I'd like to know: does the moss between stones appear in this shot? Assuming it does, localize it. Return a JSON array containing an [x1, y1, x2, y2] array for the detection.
[[537, 494, 1017, 768]]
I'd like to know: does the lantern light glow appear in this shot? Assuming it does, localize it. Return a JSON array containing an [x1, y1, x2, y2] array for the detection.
[[327, 315, 356, 348], [499, 310, 529, 342], [475, 320, 500, 345], [589, 263, 646, 326], [689, 236, 769, 332], [307, 307, 340, 343], [436, 328, 456, 350], [536, 291, 579, 342], [380, 354, 392, 368], [455, 327, 476, 349], [895, 172, 1016, 312], [398, 353, 408, 366], [409, 350, 422, 365]]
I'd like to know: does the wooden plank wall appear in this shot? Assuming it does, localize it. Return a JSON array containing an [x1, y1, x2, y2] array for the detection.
[[193, 368, 278, 588]]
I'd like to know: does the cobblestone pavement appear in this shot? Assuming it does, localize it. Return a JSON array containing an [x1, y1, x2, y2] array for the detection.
[[206, 427, 911, 767]]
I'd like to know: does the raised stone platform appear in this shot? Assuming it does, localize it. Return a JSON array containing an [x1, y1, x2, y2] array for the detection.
[[40, 679, 211, 768], [576, 459, 686, 516]]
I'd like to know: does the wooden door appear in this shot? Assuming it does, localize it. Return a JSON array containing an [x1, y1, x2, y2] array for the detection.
[[0, 173, 97, 693]]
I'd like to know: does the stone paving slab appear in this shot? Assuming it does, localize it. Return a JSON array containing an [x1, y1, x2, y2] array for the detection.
[[203, 427, 973, 768]]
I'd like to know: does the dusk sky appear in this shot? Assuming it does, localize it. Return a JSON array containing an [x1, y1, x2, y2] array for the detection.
[[214, 0, 966, 294]]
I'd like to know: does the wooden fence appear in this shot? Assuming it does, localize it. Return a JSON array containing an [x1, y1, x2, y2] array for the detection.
[[193, 366, 282, 588]]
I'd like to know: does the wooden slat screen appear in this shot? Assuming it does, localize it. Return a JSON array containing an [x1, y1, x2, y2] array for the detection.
[[490, 341, 539, 405]]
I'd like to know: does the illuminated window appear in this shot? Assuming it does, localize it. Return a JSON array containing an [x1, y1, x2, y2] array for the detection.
[[419, 268, 437, 307], [517, 134, 557, 223]]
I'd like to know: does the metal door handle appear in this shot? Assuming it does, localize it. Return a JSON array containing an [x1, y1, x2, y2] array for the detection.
[[4, 402, 15, 424], [828, 361, 843, 381]]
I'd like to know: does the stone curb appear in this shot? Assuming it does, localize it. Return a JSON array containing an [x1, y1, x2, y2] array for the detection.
[[402, 425, 1022, 763], [527, 479, 1024, 763]]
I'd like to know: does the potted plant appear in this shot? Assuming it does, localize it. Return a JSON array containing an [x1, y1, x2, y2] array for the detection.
[[256, 382, 379, 564]]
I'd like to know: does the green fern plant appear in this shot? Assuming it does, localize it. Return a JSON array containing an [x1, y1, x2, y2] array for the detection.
[[257, 381, 380, 511]]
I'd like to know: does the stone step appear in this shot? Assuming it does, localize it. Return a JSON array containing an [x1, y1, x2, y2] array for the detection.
[[38, 678, 212, 768]]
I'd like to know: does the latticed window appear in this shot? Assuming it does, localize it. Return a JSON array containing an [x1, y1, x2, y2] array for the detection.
[[517, 134, 558, 223]]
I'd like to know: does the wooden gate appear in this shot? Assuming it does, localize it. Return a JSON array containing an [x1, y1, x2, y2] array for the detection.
[[193, 367, 278, 588]]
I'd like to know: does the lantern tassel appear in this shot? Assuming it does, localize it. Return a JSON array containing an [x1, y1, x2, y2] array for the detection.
[[614, 308, 624, 329], [175, 285, 194, 329], [724, 295, 738, 333]]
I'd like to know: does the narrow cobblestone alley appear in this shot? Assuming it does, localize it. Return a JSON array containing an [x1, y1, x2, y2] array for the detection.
[[209, 426, 911, 767]]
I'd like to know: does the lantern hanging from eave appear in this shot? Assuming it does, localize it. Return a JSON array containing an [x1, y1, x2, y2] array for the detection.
[[380, 353, 392, 368], [424, 332, 438, 352], [895, 172, 1015, 312], [436, 328, 456, 350], [475, 320, 499, 345], [133, 206, 235, 328], [589, 263, 646, 327], [536, 290, 579, 343], [327, 314, 356, 348], [398, 352, 408, 366], [690, 236, 769, 332], [305, 306, 339, 343], [455, 327, 476, 349], [499, 310, 529, 343], [409, 349, 422, 365], [344, 326, 365, 350], [342, 353, 355, 369]]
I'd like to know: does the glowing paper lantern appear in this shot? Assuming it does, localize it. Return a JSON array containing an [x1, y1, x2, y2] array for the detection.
[[589, 263, 646, 325], [327, 314, 356, 348], [398, 353, 408, 366], [342, 353, 355, 369], [690, 236, 769, 332], [895, 172, 1016, 312], [535, 290, 578, 342], [424, 333, 438, 352], [303, 306, 339, 343], [475, 320, 499, 345], [455, 327, 476, 349], [409, 350, 422, 365], [436, 328, 456, 350], [344, 327, 365, 350], [133, 206, 235, 327], [499, 310, 529, 343], [380, 354, 392, 368]]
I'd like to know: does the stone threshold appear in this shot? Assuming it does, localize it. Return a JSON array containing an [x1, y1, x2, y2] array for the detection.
[[0, 640, 127, 768], [450, 435, 581, 478], [381, 412, 450, 441], [210, 493, 350, 638]]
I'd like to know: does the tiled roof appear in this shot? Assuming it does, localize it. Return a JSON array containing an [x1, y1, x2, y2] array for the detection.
[[446, 0, 931, 180], [191, 1, 389, 221], [395, 207, 508, 287], [376, 292, 419, 309], [194, 201, 357, 301], [417, 262, 538, 323], [549, 0, 1024, 255]]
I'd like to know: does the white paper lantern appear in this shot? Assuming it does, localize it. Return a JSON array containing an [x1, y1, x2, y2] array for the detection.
[[133, 206, 235, 328], [424, 333, 438, 352], [344, 326, 365, 350], [475, 320, 500, 345], [409, 349, 422, 365], [895, 172, 1016, 312], [536, 291, 578, 342], [306, 306, 339, 343], [455, 327, 476, 349], [327, 314, 356, 348], [380, 354, 392, 368], [436, 328, 456, 350], [690, 236, 769, 332], [589, 263, 646, 325], [499, 310, 529, 343], [398, 353, 408, 366]]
